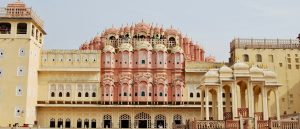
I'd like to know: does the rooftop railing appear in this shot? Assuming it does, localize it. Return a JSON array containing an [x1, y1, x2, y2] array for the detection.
[[230, 38, 300, 50], [105, 39, 177, 49], [0, 7, 44, 28]]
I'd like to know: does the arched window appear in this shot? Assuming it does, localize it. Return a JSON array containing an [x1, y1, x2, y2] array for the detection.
[[84, 119, 89, 128], [109, 36, 116, 40], [123, 92, 127, 96], [243, 54, 249, 62], [91, 119, 96, 128], [85, 92, 89, 97], [92, 92, 96, 97], [17, 23, 27, 34], [59, 92, 63, 97], [103, 114, 112, 128], [51, 92, 55, 97], [190, 93, 194, 98], [197, 92, 200, 98], [256, 54, 262, 62], [169, 37, 176, 46], [141, 91, 145, 96], [78, 92, 82, 97], [173, 114, 182, 124], [0, 23, 11, 34], [65, 118, 71, 128], [57, 118, 63, 128], [77, 119, 82, 128], [159, 92, 163, 97], [169, 37, 175, 41], [50, 118, 55, 128], [66, 92, 70, 97]]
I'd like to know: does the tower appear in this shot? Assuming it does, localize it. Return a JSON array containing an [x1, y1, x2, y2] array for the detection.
[[0, 1, 46, 126]]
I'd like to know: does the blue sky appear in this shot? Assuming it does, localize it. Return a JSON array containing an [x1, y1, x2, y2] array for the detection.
[[1, 0, 299, 61]]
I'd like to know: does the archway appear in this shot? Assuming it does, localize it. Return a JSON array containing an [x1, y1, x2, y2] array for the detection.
[[237, 81, 248, 108], [119, 114, 131, 128], [268, 90, 276, 118], [103, 114, 112, 128], [223, 85, 232, 120], [155, 114, 166, 128], [253, 85, 263, 120], [209, 89, 218, 120], [135, 112, 151, 128], [237, 81, 249, 117]]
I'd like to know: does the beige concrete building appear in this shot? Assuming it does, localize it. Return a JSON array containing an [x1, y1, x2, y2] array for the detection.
[[230, 38, 300, 115]]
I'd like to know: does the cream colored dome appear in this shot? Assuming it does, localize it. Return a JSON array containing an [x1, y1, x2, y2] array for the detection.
[[250, 65, 263, 73], [205, 69, 219, 77], [171, 45, 184, 53], [103, 45, 115, 53], [263, 70, 276, 78], [135, 41, 152, 51], [118, 43, 133, 52], [153, 44, 167, 52], [219, 65, 232, 73], [232, 61, 249, 70]]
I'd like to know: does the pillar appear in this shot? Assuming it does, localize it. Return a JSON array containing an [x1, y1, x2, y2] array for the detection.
[[262, 87, 269, 120], [232, 82, 238, 118], [275, 87, 280, 120], [205, 87, 209, 120], [201, 90, 204, 120], [218, 87, 224, 120], [248, 82, 254, 118]]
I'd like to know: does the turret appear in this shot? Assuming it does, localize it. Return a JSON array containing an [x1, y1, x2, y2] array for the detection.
[[0, 1, 46, 126]]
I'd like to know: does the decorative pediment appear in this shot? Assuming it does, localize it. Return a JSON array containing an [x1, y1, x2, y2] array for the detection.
[[172, 77, 184, 87], [102, 76, 114, 86], [119, 74, 133, 85], [134, 73, 153, 83]]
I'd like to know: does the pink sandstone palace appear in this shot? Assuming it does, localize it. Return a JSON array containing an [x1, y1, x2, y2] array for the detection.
[[2, 1, 299, 129], [79, 22, 214, 104]]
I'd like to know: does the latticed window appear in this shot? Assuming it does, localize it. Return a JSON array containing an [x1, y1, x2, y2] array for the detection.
[[155, 114, 166, 128], [119, 114, 131, 128], [103, 114, 112, 128], [173, 114, 182, 124], [134, 112, 151, 128]]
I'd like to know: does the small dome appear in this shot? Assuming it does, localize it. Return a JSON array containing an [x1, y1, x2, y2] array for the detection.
[[263, 70, 276, 78], [250, 65, 263, 73], [118, 43, 133, 52], [165, 27, 179, 35], [104, 27, 118, 35], [103, 45, 115, 53], [205, 69, 219, 77], [219, 65, 232, 73], [153, 44, 167, 52], [232, 61, 249, 70], [205, 55, 216, 63], [171, 46, 184, 53], [135, 41, 152, 51]]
